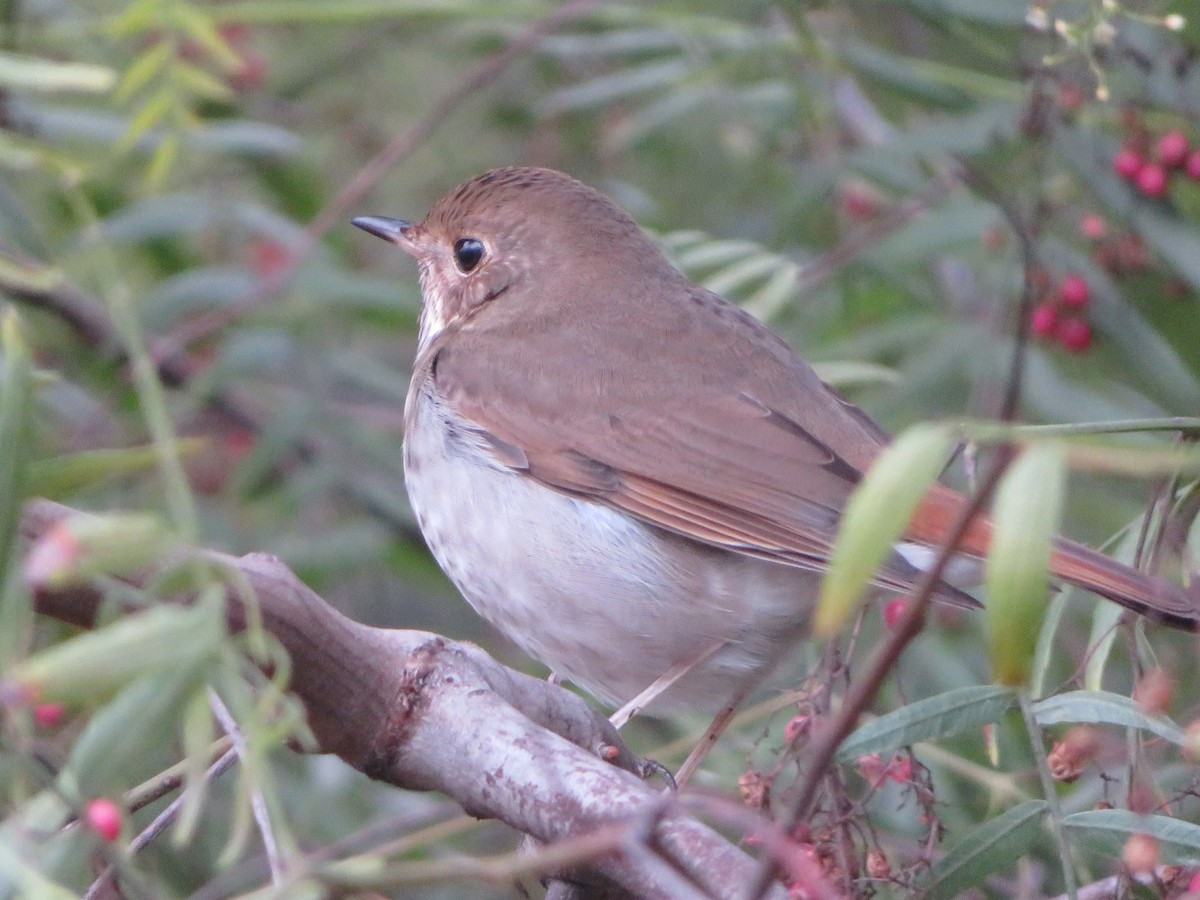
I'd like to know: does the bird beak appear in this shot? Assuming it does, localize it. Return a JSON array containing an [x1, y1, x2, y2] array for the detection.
[[352, 216, 414, 245]]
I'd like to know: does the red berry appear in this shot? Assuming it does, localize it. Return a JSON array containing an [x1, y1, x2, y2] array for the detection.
[[1122, 833, 1160, 876], [1058, 274, 1090, 309], [883, 597, 909, 629], [85, 798, 123, 842], [1136, 163, 1169, 197], [250, 240, 291, 278], [1057, 83, 1086, 113], [857, 754, 886, 782], [33, 703, 65, 729], [839, 183, 881, 221], [1079, 213, 1106, 240], [886, 755, 914, 784], [1113, 148, 1144, 180], [1030, 302, 1059, 337], [218, 23, 251, 44], [1157, 130, 1190, 168], [230, 51, 267, 93], [1186, 150, 1200, 181], [1057, 318, 1093, 353], [784, 715, 810, 744]]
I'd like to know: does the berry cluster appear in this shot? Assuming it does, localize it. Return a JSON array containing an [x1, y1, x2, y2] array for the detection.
[[1029, 271, 1093, 353], [1084, 217, 1149, 278], [1113, 129, 1200, 199]]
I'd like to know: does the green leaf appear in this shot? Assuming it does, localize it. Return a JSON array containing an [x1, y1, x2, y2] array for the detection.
[[1135, 208, 1200, 295], [986, 444, 1066, 686], [1030, 589, 1069, 699], [176, 4, 245, 70], [536, 58, 697, 116], [838, 41, 1010, 109], [808, 361, 899, 390], [11, 601, 223, 706], [816, 423, 956, 635], [0, 842, 77, 900], [26, 440, 207, 499], [0, 308, 34, 575], [144, 130, 180, 187], [0, 308, 35, 668], [23, 511, 179, 592], [175, 687, 217, 842], [117, 88, 174, 153], [870, 198, 1001, 266], [175, 60, 235, 103], [742, 262, 800, 321], [1084, 589, 1127, 692], [0, 51, 116, 93], [923, 801, 1048, 899], [908, 0, 1029, 28], [1033, 690, 1183, 744], [837, 685, 1017, 761], [114, 42, 171, 103], [1064, 810, 1200, 864], [703, 253, 790, 298], [68, 669, 210, 797]]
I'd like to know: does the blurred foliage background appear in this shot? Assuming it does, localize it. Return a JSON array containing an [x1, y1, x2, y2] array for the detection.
[[3, 0, 1200, 897]]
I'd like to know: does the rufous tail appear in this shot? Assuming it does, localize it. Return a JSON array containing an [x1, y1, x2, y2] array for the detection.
[[1048, 538, 1198, 631], [909, 485, 1198, 631]]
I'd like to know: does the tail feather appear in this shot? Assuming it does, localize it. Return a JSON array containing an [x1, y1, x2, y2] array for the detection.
[[911, 485, 1198, 631], [1049, 538, 1199, 632]]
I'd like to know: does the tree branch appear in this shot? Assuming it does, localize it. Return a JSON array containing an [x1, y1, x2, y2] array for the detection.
[[19, 499, 791, 900]]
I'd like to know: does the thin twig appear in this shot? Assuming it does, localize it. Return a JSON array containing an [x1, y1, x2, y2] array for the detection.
[[209, 690, 285, 886], [743, 456, 1012, 900], [1019, 691, 1080, 900], [83, 747, 239, 900], [124, 737, 233, 815]]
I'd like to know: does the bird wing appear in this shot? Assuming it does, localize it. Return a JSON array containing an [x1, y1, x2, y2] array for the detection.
[[414, 293, 978, 608]]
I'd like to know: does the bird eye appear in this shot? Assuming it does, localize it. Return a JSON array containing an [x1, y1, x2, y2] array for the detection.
[[453, 238, 485, 273]]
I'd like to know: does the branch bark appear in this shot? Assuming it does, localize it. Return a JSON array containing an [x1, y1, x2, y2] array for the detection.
[[19, 499, 791, 900]]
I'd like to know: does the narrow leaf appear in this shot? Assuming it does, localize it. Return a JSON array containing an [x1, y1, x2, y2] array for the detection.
[[26, 440, 207, 499], [1064, 810, 1200, 863], [11, 602, 222, 706], [23, 511, 179, 592], [837, 685, 1017, 761], [924, 801, 1048, 899], [816, 423, 955, 635], [0, 308, 34, 571], [0, 843, 77, 900], [1033, 690, 1183, 744], [176, 5, 245, 69], [114, 42, 171, 102], [986, 444, 1066, 686], [118, 89, 173, 153], [0, 51, 116, 93], [175, 61, 235, 103], [0, 308, 35, 668]]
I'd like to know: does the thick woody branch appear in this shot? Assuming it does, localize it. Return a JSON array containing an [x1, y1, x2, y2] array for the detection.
[[19, 499, 789, 900]]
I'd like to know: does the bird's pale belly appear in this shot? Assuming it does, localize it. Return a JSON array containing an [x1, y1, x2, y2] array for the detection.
[[404, 387, 813, 712]]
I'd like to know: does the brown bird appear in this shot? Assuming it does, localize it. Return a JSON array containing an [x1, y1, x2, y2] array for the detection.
[[353, 167, 1197, 714]]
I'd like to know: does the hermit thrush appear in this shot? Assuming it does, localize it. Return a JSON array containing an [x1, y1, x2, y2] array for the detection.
[[353, 167, 1197, 713]]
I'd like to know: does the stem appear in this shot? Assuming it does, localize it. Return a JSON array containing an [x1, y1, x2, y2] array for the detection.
[[1019, 690, 1079, 900]]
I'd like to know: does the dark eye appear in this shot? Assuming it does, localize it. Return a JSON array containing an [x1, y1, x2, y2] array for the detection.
[[453, 238, 485, 273]]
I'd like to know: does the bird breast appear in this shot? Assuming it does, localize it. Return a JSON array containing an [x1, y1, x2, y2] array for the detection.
[[402, 377, 814, 712]]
